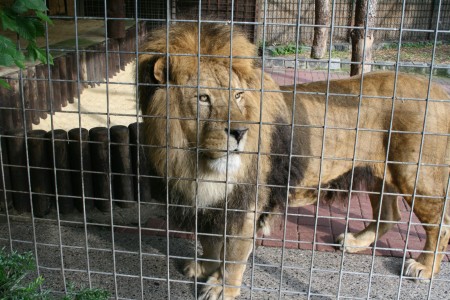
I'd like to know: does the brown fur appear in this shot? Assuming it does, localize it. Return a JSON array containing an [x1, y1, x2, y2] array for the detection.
[[138, 23, 450, 299]]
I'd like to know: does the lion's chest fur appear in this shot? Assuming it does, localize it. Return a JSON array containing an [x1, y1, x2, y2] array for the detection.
[[175, 172, 237, 208]]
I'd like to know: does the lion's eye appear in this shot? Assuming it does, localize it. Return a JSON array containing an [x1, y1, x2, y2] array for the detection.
[[198, 94, 210, 104], [235, 92, 244, 100]]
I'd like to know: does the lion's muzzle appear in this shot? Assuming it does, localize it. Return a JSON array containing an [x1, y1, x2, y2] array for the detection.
[[200, 127, 248, 174], [225, 127, 248, 144]]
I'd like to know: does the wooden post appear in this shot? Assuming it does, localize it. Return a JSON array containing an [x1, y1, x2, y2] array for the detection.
[[111, 125, 134, 208], [5, 129, 30, 213], [28, 130, 52, 217], [107, 0, 126, 39], [86, 48, 96, 88], [311, 0, 330, 59], [50, 61, 62, 111], [46, 130, 74, 214], [8, 78, 26, 131], [68, 128, 94, 212], [0, 128, 13, 211], [57, 56, 69, 108], [0, 84, 14, 130], [97, 43, 107, 82], [27, 68, 40, 125], [89, 127, 111, 212], [22, 72, 34, 127], [65, 53, 75, 104], [129, 122, 152, 202], [79, 51, 88, 89], [350, 0, 378, 76], [35, 64, 49, 120]]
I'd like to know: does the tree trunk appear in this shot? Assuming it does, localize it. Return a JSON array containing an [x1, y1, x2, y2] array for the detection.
[[350, 0, 378, 76], [107, 0, 126, 39], [311, 0, 330, 59]]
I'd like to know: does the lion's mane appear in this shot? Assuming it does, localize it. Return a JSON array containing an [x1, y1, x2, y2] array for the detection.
[[137, 23, 306, 233]]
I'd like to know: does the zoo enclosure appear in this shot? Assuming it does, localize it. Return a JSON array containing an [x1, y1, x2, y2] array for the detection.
[[51, 0, 450, 44], [0, 0, 450, 299]]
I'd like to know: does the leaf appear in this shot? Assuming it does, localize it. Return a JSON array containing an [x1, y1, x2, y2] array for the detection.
[[0, 79, 11, 90], [20, 0, 48, 12], [0, 10, 19, 32], [0, 35, 17, 52], [30, 18, 45, 37], [10, 0, 28, 14], [26, 43, 52, 65], [0, 52, 16, 66], [35, 11, 52, 24], [14, 17, 36, 41]]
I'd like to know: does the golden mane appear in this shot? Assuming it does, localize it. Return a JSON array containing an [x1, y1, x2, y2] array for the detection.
[[138, 23, 257, 86]]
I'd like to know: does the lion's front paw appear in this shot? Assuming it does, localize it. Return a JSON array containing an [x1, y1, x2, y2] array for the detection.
[[198, 273, 240, 300], [403, 258, 432, 282], [336, 232, 366, 253], [184, 259, 219, 280]]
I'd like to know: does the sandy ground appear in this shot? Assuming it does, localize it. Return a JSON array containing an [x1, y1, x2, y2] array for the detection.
[[34, 63, 139, 131]]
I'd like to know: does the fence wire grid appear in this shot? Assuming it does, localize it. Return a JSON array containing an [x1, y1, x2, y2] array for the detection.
[[0, 0, 450, 299]]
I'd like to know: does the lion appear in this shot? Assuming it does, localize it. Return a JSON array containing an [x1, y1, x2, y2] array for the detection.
[[138, 23, 450, 299]]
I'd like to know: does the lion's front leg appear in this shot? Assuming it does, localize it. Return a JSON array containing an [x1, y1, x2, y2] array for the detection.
[[198, 213, 257, 300], [185, 235, 223, 280]]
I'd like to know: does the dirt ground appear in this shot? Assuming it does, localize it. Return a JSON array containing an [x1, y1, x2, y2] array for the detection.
[[34, 63, 138, 131]]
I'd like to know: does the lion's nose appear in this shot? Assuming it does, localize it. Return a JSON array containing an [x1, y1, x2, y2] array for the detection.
[[225, 128, 248, 143]]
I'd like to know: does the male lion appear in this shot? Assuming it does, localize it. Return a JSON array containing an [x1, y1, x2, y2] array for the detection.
[[138, 23, 450, 299]]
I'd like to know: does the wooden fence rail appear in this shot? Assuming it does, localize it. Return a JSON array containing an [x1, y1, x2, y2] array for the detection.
[[0, 122, 154, 218]]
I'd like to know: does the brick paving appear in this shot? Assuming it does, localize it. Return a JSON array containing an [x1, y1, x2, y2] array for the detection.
[[134, 69, 450, 261]]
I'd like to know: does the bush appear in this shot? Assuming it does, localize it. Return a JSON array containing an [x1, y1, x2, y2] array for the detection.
[[0, 249, 110, 300], [0, 0, 53, 88]]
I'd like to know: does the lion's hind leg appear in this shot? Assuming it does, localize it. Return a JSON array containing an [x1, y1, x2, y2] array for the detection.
[[337, 178, 401, 253], [184, 235, 222, 280], [403, 198, 450, 281]]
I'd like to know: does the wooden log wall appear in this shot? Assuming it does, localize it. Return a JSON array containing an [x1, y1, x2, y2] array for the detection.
[[0, 122, 154, 218], [0, 23, 147, 132]]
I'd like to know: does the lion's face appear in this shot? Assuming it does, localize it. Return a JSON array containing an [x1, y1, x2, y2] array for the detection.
[[149, 61, 259, 176], [180, 63, 254, 174]]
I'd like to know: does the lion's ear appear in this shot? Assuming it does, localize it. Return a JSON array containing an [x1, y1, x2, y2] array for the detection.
[[153, 57, 166, 83]]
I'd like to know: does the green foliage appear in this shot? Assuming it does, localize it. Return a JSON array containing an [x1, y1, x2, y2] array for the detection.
[[381, 41, 442, 50], [0, 249, 110, 300], [269, 44, 307, 56], [0, 0, 53, 88], [63, 283, 110, 300], [0, 249, 50, 299]]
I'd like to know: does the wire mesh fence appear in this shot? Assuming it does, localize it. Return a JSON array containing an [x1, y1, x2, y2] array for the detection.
[[0, 0, 449, 299]]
